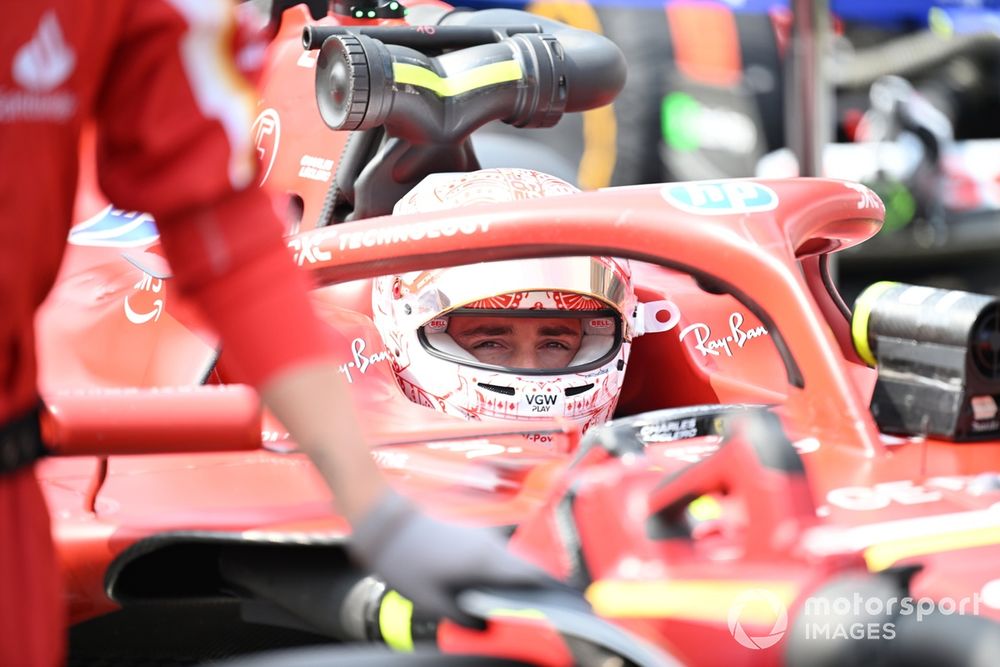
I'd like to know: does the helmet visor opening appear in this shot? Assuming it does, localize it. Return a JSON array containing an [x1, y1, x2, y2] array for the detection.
[[418, 308, 623, 376]]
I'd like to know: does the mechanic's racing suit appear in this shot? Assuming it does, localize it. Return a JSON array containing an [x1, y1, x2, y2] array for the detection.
[[1, 3, 334, 665]]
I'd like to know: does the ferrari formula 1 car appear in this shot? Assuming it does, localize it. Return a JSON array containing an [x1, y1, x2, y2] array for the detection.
[[36, 2, 1000, 666]]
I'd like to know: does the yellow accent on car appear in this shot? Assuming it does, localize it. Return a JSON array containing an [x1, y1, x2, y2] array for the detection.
[[928, 7, 955, 38], [851, 281, 899, 366], [379, 590, 415, 652], [864, 525, 1000, 572], [392, 60, 523, 97], [586, 579, 799, 622], [526, 0, 616, 189], [687, 495, 723, 522]]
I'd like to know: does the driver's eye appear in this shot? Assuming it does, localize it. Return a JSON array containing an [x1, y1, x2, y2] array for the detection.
[[472, 340, 507, 350]]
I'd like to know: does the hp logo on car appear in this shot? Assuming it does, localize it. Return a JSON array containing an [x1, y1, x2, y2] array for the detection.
[[662, 181, 779, 215]]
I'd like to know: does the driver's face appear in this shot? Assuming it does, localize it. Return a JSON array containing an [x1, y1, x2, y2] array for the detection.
[[447, 315, 583, 369]]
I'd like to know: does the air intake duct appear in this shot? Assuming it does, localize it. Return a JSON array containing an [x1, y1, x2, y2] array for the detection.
[[852, 281, 1000, 440]]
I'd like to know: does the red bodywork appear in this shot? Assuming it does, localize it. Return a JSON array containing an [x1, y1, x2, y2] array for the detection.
[[36, 5, 1000, 665]]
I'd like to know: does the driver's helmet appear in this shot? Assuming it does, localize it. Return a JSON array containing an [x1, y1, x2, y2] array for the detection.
[[371, 168, 640, 433]]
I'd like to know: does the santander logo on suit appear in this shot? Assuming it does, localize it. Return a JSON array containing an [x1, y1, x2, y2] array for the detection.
[[2, 10, 77, 122]]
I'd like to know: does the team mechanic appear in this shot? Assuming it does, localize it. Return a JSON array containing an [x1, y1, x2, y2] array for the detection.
[[0, 2, 555, 665]]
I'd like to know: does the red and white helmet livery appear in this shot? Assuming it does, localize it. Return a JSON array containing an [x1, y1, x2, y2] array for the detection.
[[372, 169, 678, 435], [393, 167, 579, 210]]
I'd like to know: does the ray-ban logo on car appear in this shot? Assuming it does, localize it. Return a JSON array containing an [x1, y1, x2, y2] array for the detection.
[[680, 312, 769, 358], [338, 337, 391, 384], [662, 182, 778, 215]]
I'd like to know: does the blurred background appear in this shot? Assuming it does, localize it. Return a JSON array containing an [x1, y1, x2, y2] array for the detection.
[[453, 0, 1000, 305]]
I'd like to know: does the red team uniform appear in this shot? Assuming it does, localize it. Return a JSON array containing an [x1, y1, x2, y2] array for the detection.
[[1, 2, 335, 664]]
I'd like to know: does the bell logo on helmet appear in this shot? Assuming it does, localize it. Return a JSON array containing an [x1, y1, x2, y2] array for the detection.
[[426, 318, 449, 332]]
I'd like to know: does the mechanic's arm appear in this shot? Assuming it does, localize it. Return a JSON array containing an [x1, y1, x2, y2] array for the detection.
[[258, 360, 388, 521], [89, 0, 386, 514], [91, 0, 555, 625]]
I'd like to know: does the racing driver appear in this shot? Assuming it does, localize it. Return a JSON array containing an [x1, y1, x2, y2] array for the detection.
[[1, 5, 553, 666], [374, 169, 677, 434]]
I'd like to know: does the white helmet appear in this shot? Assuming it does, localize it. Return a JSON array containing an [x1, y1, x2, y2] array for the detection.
[[372, 169, 677, 434]]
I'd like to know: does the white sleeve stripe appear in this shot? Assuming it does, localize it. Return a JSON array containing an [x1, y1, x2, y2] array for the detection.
[[164, 0, 257, 190]]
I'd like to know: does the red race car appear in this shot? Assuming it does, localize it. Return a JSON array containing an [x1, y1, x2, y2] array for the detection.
[[36, 2, 1000, 665]]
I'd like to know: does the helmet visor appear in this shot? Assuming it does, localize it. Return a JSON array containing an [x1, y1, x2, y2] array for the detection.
[[396, 257, 634, 335], [419, 308, 623, 376]]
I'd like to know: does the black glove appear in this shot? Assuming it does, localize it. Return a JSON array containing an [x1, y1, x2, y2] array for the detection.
[[348, 490, 561, 628]]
